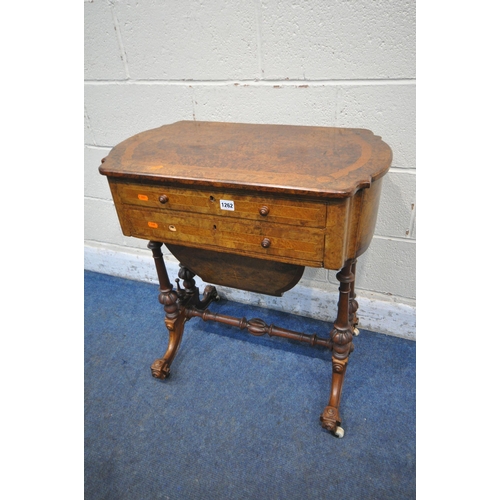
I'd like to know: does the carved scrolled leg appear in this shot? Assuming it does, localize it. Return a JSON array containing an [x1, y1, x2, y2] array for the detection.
[[320, 359, 349, 436], [148, 241, 185, 380], [321, 261, 355, 436], [151, 308, 187, 379]]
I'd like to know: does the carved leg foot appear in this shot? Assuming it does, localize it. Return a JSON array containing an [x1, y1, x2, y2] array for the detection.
[[321, 261, 355, 437], [198, 285, 219, 308], [151, 358, 171, 379]]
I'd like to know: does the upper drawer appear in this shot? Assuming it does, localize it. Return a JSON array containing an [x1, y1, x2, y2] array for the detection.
[[112, 182, 326, 228]]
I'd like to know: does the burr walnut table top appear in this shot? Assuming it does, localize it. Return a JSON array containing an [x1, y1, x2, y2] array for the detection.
[[99, 120, 392, 199]]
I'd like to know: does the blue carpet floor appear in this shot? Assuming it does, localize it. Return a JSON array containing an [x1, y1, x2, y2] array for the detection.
[[84, 270, 415, 499]]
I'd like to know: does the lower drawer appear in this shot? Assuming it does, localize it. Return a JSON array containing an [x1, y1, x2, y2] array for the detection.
[[120, 207, 325, 265]]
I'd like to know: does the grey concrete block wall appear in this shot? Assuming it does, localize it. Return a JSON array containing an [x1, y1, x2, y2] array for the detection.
[[84, 0, 416, 337]]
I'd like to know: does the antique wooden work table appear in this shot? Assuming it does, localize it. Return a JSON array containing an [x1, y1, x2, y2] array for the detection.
[[99, 121, 392, 437]]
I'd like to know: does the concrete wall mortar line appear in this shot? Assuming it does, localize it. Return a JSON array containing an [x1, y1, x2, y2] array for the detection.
[[84, 106, 96, 146], [389, 167, 416, 174], [85, 196, 114, 203], [373, 235, 416, 244], [85, 145, 111, 151], [84, 79, 416, 86], [108, 0, 130, 79], [254, 0, 264, 78], [407, 202, 416, 238], [333, 85, 341, 124], [191, 92, 197, 121]]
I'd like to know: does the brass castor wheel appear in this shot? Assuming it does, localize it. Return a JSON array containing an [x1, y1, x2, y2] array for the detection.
[[353, 327, 360, 336]]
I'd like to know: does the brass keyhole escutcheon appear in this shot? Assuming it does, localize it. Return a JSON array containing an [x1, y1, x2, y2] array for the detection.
[[168, 225, 176, 232], [259, 205, 270, 216], [261, 238, 271, 248]]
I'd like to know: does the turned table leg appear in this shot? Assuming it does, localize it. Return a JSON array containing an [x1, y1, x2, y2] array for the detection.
[[148, 241, 187, 379], [320, 261, 355, 437], [349, 259, 360, 336], [148, 241, 218, 379]]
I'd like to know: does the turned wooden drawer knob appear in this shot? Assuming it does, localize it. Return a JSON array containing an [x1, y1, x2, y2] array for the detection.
[[261, 238, 271, 248], [259, 205, 270, 216], [159, 195, 169, 204]]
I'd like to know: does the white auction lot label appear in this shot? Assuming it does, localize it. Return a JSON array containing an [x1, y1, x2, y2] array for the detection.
[[219, 200, 235, 211]]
